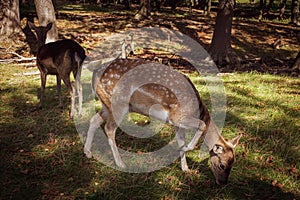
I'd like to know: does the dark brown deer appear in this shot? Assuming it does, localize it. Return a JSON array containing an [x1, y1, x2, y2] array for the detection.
[[83, 58, 242, 185], [28, 22, 86, 117]]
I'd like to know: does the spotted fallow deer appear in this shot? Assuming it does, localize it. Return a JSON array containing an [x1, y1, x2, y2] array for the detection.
[[84, 58, 241, 185], [28, 21, 86, 117]]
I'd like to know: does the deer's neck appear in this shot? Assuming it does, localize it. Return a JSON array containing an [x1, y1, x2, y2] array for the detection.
[[204, 120, 224, 150]]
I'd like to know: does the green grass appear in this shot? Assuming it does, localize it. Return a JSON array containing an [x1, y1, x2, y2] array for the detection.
[[0, 63, 299, 199]]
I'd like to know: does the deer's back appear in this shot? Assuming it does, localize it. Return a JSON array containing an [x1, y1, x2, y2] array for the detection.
[[37, 40, 85, 75], [94, 58, 210, 127]]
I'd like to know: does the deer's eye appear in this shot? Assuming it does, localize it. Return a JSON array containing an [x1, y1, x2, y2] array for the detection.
[[219, 164, 226, 170]]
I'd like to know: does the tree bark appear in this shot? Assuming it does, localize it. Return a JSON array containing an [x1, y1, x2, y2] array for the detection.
[[33, 0, 58, 43], [266, 0, 274, 13], [134, 0, 151, 20], [205, 0, 211, 17], [279, 0, 287, 20], [209, 0, 239, 66], [291, 0, 300, 25], [170, 0, 178, 11], [123, 0, 131, 10], [292, 52, 300, 70], [258, 0, 267, 20], [0, 0, 21, 36]]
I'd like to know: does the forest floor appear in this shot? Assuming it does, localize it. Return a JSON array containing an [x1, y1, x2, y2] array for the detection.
[[1, 2, 300, 75], [0, 2, 299, 200]]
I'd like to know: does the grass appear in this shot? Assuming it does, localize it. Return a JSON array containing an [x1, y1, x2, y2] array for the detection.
[[2, 1, 299, 198], [0, 63, 299, 199]]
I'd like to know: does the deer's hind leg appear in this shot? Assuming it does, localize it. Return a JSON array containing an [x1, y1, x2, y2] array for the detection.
[[105, 115, 126, 168], [61, 75, 75, 117], [175, 127, 189, 171], [73, 52, 83, 116], [56, 75, 62, 108]]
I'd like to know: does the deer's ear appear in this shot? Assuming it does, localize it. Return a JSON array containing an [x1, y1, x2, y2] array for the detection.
[[213, 145, 224, 154], [28, 21, 36, 30], [229, 135, 242, 148], [46, 23, 53, 30]]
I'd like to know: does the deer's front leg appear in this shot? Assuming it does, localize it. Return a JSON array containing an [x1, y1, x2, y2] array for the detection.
[[179, 117, 206, 152], [105, 116, 126, 168], [84, 112, 105, 158], [175, 127, 189, 171], [186, 120, 206, 151], [39, 72, 47, 109]]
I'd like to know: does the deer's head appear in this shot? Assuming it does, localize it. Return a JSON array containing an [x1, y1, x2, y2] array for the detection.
[[28, 21, 53, 47], [209, 135, 241, 185]]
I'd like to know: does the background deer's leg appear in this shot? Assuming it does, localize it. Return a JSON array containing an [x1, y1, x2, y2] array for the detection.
[[62, 76, 75, 117], [56, 75, 62, 108], [73, 62, 82, 116], [39, 72, 47, 109], [105, 116, 126, 168], [175, 127, 189, 171]]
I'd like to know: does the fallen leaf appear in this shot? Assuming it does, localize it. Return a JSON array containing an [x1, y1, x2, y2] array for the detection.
[[272, 179, 277, 186]]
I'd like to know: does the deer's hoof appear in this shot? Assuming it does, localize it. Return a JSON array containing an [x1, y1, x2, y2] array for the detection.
[[84, 148, 92, 158], [116, 160, 126, 168], [182, 166, 190, 172]]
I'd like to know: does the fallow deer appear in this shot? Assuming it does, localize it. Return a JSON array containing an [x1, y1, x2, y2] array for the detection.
[[84, 58, 241, 185], [28, 21, 86, 117]]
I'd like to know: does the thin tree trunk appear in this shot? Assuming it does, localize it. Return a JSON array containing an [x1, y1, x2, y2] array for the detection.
[[123, 0, 131, 9], [171, 0, 179, 11], [292, 52, 300, 70], [0, 0, 21, 36], [34, 0, 58, 43], [134, 0, 150, 20], [258, 0, 267, 19], [279, 0, 287, 19], [267, 0, 274, 13], [291, 0, 300, 25], [209, 0, 239, 66], [205, 0, 211, 17]]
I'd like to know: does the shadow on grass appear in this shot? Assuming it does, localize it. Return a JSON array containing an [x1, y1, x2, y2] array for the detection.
[[0, 83, 93, 199], [1, 71, 299, 199]]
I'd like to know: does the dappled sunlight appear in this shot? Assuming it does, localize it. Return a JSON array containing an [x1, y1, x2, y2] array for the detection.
[[1, 0, 299, 198]]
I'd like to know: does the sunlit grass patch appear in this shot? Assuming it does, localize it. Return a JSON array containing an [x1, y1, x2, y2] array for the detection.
[[0, 63, 299, 199]]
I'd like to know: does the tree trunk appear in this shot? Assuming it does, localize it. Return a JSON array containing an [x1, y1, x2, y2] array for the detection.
[[170, 0, 178, 11], [258, 0, 267, 20], [292, 52, 300, 70], [134, 0, 150, 20], [209, 0, 239, 66], [267, 0, 274, 13], [205, 0, 211, 17], [279, 0, 287, 20], [154, 0, 161, 11], [34, 0, 58, 43], [123, 0, 131, 9], [291, 0, 300, 25], [0, 0, 21, 36]]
